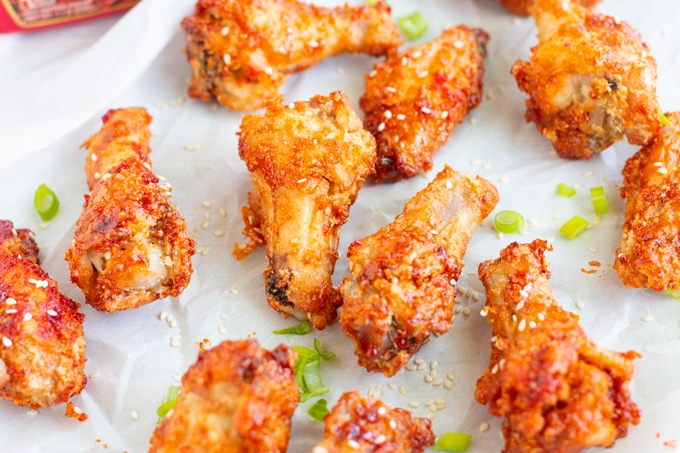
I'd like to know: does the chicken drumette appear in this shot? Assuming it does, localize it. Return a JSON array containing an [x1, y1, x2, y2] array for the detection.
[[511, 0, 661, 159], [339, 165, 498, 376], [235, 92, 376, 330], [65, 107, 196, 312], [181, 0, 401, 111], [0, 220, 87, 419], [360, 25, 488, 182], [496, 0, 600, 16], [310, 391, 435, 453], [615, 111, 680, 291], [149, 339, 298, 452], [476, 239, 640, 452]]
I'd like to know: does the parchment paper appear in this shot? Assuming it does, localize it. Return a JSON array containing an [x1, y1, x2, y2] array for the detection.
[[0, 0, 679, 451]]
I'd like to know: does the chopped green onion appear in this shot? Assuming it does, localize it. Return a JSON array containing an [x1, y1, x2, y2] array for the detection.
[[558, 215, 589, 239], [590, 186, 609, 216], [397, 12, 428, 40], [494, 210, 525, 234], [273, 320, 312, 335], [156, 385, 181, 423], [668, 289, 680, 298], [292, 340, 335, 402], [307, 398, 329, 421], [299, 361, 330, 402], [366, 0, 379, 4], [659, 109, 671, 127], [433, 432, 472, 452], [314, 338, 336, 360], [34, 184, 60, 221], [555, 183, 576, 198]]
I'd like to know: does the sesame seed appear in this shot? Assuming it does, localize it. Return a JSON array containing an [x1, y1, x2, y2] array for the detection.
[[172, 374, 182, 382], [406, 364, 417, 371], [368, 70, 377, 78], [430, 360, 438, 370], [22, 313, 32, 322], [500, 177, 510, 183], [415, 358, 425, 365], [444, 380, 453, 389], [389, 419, 398, 429], [214, 230, 225, 237], [230, 288, 239, 295], [396, 113, 406, 120], [658, 167, 668, 175], [26, 409, 38, 415], [201, 201, 212, 209], [169, 319, 177, 328], [575, 300, 584, 309], [131, 410, 139, 420], [308, 40, 319, 47], [491, 364, 499, 374], [518, 319, 527, 332], [375, 434, 386, 444], [159, 311, 168, 321], [220, 313, 230, 320], [384, 110, 392, 119], [264, 67, 273, 75], [529, 321, 537, 329], [102, 173, 111, 180], [399, 386, 406, 395], [90, 153, 98, 162], [312, 447, 329, 453], [377, 122, 385, 132], [347, 440, 360, 449], [171, 334, 182, 342], [588, 246, 597, 253], [454, 41, 464, 48], [90, 371, 100, 378], [401, 56, 408, 65], [386, 86, 396, 93], [480, 422, 490, 432], [642, 315, 654, 322], [426, 412, 436, 420], [424, 374, 433, 383], [5, 298, 16, 305], [469, 117, 477, 125], [220, 26, 229, 35], [441, 111, 449, 119], [387, 382, 397, 390], [218, 325, 226, 334], [297, 178, 307, 183], [94, 172, 101, 179], [223, 54, 231, 65], [433, 378, 443, 386], [463, 307, 471, 316], [73, 406, 83, 415], [537, 312, 545, 321], [516, 300, 525, 310], [47, 310, 57, 317], [184, 144, 201, 151], [219, 208, 227, 217], [5, 309, 17, 314], [421, 107, 432, 114], [408, 401, 419, 408], [583, 170, 593, 176], [417, 70, 429, 78], [2, 337, 12, 347], [412, 50, 422, 58]]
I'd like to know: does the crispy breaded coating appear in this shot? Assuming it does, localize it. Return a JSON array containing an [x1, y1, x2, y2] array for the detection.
[[149, 339, 299, 453], [339, 165, 498, 376], [497, 0, 600, 16], [181, 0, 401, 111], [235, 92, 376, 330], [65, 107, 195, 312], [511, 0, 660, 159], [476, 239, 640, 452], [360, 26, 488, 182], [310, 391, 434, 453], [615, 111, 680, 291], [0, 220, 87, 416]]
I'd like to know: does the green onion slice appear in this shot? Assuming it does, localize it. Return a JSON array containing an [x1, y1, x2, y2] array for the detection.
[[668, 289, 680, 298], [558, 215, 589, 239], [433, 432, 472, 452], [308, 398, 329, 421], [273, 320, 312, 335], [34, 184, 60, 221], [366, 0, 379, 4], [314, 338, 336, 360], [156, 385, 181, 423], [590, 186, 609, 216], [397, 12, 428, 40], [494, 210, 524, 234], [299, 361, 330, 402], [659, 109, 671, 127], [555, 183, 576, 198]]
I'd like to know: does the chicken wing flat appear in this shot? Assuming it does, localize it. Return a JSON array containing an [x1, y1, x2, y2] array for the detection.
[[0, 220, 87, 417], [511, 0, 661, 159], [310, 391, 434, 453], [615, 111, 680, 291], [149, 339, 298, 453], [65, 107, 196, 312], [497, 0, 599, 16], [476, 239, 640, 452], [360, 26, 488, 182], [181, 0, 401, 111], [235, 92, 376, 330], [339, 165, 498, 376]]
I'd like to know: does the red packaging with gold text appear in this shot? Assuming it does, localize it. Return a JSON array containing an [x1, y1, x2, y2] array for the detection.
[[0, 0, 140, 33]]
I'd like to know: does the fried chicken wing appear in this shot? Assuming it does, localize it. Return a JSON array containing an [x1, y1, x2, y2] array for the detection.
[[615, 111, 680, 290], [310, 391, 434, 453], [181, 0, 401, 111], [0, 220, 87, 417], [496, 0, 600, 16], [476, 239, 640, 452], [339, 165, 498, 376], [235, 92, 376, 330], [149, 339, 298, 453], [360, 26, 488, 182], [65, 107, 196, 312], [511, 0, 661, 159]]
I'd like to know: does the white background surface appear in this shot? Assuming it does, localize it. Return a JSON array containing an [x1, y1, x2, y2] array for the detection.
[[1, 0, 680, 451]]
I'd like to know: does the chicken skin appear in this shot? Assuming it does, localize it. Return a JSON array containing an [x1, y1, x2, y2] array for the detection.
[[360, 26, 488, 182], [615, 111, 680, 291], [149, 339, 299, 453], [235, 92, 376, 330], [511, 0, 661, 159], [476, 239, 640, 453], [0, 220, 87, 417], [496, 0, 600, 16], [339, 165, 498, 376], [310, 391, 435, 453], [181, 0, 401, 111], [65, 107, 195, 312]]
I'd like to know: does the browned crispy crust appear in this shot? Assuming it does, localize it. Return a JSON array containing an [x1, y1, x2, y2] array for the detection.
[[614, 111, 680, 290], [498, 0, 600, 16], [65, 107, 195, 312], [339, 165, 498, 376], [511, 0, 660, 159], [360, 26, 488, 182], [181, 0, 401, 111], [149, 339, 299, 453], [235, 92, 376, 330], [0, 220, 87, 415], [311, 391, 434, 453], [476, 239, 640, 453]]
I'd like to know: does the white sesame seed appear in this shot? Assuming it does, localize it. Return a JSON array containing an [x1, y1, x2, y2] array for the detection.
[[453, 40, 464, 48], [518, 319, 527, 332], [94, 172, 101, 179], [201, 201, 212, 209], [406, 364, 417, 371], [469, 117, 477, 125], [230, 288, 239, 295], [480, 422, 490, 432], [417, 70, 429, 78], [297, 178, 307, 184], [375, 434, 386, 444], [426, 412, 436, 420], [399, 386, 406, 395], [421, 106, 432, 114], [220, 26, 229, 35], [463, 307, 471, 316], [447, 372, 454, 380], [491, 364, 499, 374], [424, 374, 433, 383], [588, 246, 597, 253], [386, 86, 396, 93], [658, 167, 668, 175], [430, 361, 438, 370], [408, 401, 419, 408], [26, 409, 38, 415], [575, 300, 584, 309], [516, 300, 525, 311], [642, 315, 654, 322], [396, 113, 406, 121], [159, 311, 168, 321], [90, 153, 98, 162], [312, 447, 329, 453], [90, 371, 100, 378], [441, 111, 449, 119], [377, 122, 385, 132], [102, 173, 111, 180], [214, 230, 225, 237], [5, 298, 16, 305], [22, 313, 32, 322], [171, 334, 182, 342], [347, 440, 360, 449], [5, 309, 17, 314], [308, 40, 319, 48], [433, 378, 443, 386], [264, 67, 273, 75], [218, 325, 226, 334], [444, 380, 453, 389], [73, 406, 83, 415], [223, 54, 231, 65], [529, 321, 537, 329], [131, 410, 139, 420], [47, 310, 57, 317], [2, 337, 12, 347], [169, 319, 178, 328], [172, 374, 182, 382], [369, 69, 377, 78], [220, 313, 230, 320], [401, 56, 408, 66], [384, 110, 392, 119], [537, 312, 545, 321]]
